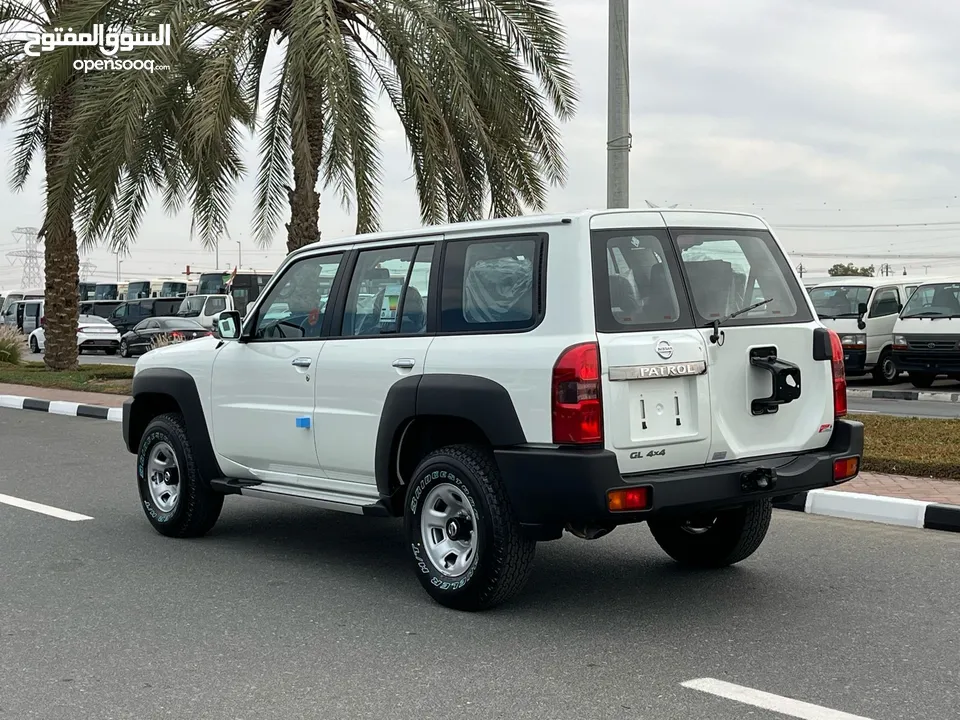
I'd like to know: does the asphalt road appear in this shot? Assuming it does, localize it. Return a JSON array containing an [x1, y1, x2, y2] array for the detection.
[[2, 408, 959, 720]]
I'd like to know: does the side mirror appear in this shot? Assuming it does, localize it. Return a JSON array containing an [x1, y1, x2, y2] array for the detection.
[[857, 302, 868, 316], [216, 310, 242, 340]]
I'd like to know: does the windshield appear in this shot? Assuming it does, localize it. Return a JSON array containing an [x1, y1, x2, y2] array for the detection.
[[95, 284, 118, 300], [177, 296, 205, 316], [198, 274, 227, 295], [161, 282, 187, 296], [901, 283, 960, 318], [808, 286, 872, 318]]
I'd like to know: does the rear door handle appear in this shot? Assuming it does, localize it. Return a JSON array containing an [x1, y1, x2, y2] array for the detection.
[[292, 357, 312, 368], [392, 358, 415, 369]]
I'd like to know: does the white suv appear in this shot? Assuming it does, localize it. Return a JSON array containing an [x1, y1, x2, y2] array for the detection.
[[122, 209, 864, 611]]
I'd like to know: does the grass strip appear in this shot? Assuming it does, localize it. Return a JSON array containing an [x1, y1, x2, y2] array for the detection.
[[852, 413, 960, 480], [0, 361, 133, 395]]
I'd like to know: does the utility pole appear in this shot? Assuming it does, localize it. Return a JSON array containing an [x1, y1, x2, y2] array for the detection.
[[606, 0, 630, 208], [796, 263, 805, 278]]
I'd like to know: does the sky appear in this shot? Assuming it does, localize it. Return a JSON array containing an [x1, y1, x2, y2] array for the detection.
[[2, 0, 960, 290]]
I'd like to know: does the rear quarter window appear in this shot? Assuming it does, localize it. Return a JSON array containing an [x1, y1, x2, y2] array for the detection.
[[439, 235, 544, 334]]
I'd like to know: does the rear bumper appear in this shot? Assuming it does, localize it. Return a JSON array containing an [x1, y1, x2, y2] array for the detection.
[[842, 348, 867, 373], [494, 419, 864, 534], [892, 351, 960, 375]]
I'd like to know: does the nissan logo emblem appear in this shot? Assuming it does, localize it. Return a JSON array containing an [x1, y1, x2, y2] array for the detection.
[[655, 340, 673, 359]]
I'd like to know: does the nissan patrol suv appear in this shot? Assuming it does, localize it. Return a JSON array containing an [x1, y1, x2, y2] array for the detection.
[[122, 209, 863, 611]]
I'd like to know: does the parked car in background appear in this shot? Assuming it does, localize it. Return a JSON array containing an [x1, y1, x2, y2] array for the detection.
[[176, 294, 233, 329], [29, 314, 121, 355], [119, 317, 211, 357], [108, 297, 184, 334], [892, 279, 960, 388], [807, 276, 934, 383]]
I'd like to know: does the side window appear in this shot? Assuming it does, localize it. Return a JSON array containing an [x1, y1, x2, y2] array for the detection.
[[599, 233, 682, 326], [253, 253, 343, 340], [133, 320, 149, 332], [341, 245, 418, 336], [113, 304, 128, 318], [440, 236, 540, 333], [147, 320, 161, 330], [399, 245, 434, 335], [870, 288, 900, 317], [204, 297, 227, 315]]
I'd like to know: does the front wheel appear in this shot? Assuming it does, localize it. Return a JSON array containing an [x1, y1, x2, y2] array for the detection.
[[29, 335, 39, 353], [648, 500, 772, 568], [119, 340, 130, 358], [137, 412, 223, 538], [909, 372, 936, 389], [404, 445, 536, 611], [872, 350, 898, 384]]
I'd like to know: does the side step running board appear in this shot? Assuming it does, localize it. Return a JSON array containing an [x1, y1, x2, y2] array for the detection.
[[239, 483, 390, 517]]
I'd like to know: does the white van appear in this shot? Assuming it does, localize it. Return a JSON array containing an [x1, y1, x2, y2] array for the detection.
[[892, 279, 960, 388], [807, 276, 933, 383], [176, 293, 234, 329]]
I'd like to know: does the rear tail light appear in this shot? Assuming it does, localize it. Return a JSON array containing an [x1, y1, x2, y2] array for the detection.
[[170, 331, 183, 340], [39, 315, 45, 327], [552, 342, 603, 444], [827, 329, 847, 418]]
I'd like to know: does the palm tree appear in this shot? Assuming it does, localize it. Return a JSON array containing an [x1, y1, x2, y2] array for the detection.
[[0, 0, 251, 369], [176, 0, 579, 252]]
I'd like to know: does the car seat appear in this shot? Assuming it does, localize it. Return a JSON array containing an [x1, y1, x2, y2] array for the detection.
[[399, 286, 426, 334]]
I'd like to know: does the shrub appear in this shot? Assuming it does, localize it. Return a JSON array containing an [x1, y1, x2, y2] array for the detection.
[[150, 334, 183, 350], [0, 325, 26, 365]]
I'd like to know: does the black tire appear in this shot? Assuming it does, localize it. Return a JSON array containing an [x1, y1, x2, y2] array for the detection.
[[909, 372, 935, 389], [648, 500, 772, 568], [872, 350, 898, 384], [404, 444, 536, 611], [29, 335, 39, 353], [119, 339, 129, 358], [137, 412, 223, 538], [105, 348, 117, 355]]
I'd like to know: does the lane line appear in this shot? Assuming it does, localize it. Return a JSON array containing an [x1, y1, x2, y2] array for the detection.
[[681, 678, 874, 720], [0, 493, 93, 522]]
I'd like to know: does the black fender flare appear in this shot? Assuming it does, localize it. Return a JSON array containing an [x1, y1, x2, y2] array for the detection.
[[123, 368, 223, 481], [374, 373, 527, 499]]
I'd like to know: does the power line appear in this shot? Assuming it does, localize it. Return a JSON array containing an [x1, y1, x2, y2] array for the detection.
[[6, 227, 43, 288]]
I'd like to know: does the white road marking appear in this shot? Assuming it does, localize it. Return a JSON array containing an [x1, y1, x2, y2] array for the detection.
[[0, 493, 93, 522], [682, 678, 874, 720]]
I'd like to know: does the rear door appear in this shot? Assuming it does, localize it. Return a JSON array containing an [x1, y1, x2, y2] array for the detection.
[[590, 213, 712, 475], [662, 212, 834, 462]]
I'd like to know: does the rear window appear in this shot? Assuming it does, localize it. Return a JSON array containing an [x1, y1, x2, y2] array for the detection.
[[592, 231, 686, 330], [591, 227, 811, 332], [808, 285, 872, 319]]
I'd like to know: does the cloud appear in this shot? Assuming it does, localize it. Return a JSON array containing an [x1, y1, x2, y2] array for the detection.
[[2, 0, 958, 287]]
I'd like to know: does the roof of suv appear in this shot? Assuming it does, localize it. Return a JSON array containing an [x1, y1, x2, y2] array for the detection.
[[812, 276, 943, 289], [295, 208, 772, 255]]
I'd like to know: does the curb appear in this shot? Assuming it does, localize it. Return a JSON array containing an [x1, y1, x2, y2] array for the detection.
[[0, 394, 122, 422], [847, 388, 960, 403], [774, 489, 960, 533]]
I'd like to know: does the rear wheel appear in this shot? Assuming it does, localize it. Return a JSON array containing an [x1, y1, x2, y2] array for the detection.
[[648, 500, 772, 568], [137, 412, 223, 538], [872, 350, 898, 384], [119, 339, 130, 357], [29, 335, 39, 353], [404, 444, 536, 611], [909, 372, 936, 389]]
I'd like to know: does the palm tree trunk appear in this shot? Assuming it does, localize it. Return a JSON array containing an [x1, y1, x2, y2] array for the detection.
[[285, 77, 324, 254], [42, 90, 80, 371]]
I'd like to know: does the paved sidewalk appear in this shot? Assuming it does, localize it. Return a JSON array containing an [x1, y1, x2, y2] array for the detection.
[[0, 383, 128, 408], [836, 471, 960, 505]]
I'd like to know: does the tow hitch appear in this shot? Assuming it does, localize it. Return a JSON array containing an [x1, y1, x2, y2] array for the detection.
[[750, 346, 801, 415], [741, 467, 777, 493]]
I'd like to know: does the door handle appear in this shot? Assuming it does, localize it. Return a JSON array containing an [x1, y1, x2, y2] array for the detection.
[[392, 358, 415, 369], [292, 357, 312, 368]]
